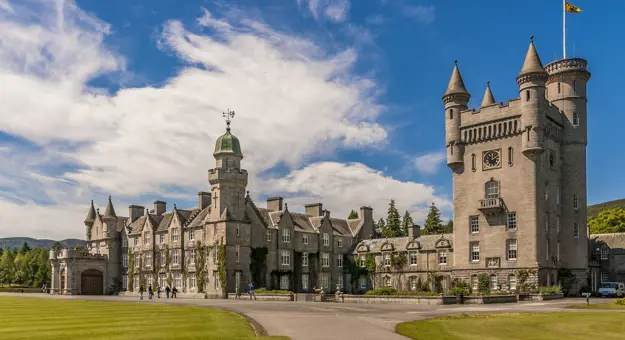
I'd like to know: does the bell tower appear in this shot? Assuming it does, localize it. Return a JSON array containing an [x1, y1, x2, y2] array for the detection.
[[208, 110, 248, 221]]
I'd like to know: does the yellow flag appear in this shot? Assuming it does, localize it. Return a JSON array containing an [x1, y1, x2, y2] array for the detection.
[[566, 2, 582, 14]]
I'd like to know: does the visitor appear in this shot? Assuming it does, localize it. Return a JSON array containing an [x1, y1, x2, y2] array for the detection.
[[148, 285, 153, 299], [172, 286, 178, 298], [157, 286, 161, 299], [139, 285, 144, 300], [165, 286, 170, 299], [248, 282, 256, 300]]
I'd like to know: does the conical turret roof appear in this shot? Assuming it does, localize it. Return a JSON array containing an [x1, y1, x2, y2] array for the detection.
[[481, 81, 495, 107], [519, 38, 546, 75], [84, 200, 96, 225], [103, 195, 117, 220], [443, 61, 469, 97]]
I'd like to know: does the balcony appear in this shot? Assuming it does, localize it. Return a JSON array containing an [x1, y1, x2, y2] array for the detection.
[[478, 197, 504, 214]]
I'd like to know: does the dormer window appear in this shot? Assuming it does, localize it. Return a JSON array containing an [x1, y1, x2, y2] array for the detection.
[[485, 180, 499, 199]]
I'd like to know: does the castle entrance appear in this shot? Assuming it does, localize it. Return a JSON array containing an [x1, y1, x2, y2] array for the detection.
[[81, 269, 103, 295]]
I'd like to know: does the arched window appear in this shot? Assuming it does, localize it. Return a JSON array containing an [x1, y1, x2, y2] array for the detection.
[[471, 154, 476, 172], [508, 147, 513, 166], [485, 180, 499, 199], [449, 109, 453, 120], [572, 112, 579, 127], [508, 274, 517, 292], [490, 274, 498, 291]]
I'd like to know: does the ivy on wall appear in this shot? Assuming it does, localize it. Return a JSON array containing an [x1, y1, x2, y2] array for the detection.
[[217, 239, 226, 298], [196, 241, 208, 293], [165, 245, 172, 287], [127, 248, 134, 292]]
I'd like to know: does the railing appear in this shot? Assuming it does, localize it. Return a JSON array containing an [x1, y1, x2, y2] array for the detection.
[[478, 198, 503, 210], [544, 58, 588, 74]]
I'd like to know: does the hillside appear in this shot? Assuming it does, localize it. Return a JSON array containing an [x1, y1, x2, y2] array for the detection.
[[0, 237, 85, 250], [588, 198, 625, 220]]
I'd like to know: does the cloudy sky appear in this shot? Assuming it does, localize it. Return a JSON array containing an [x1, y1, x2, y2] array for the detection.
[[0, 0, 622, 240]]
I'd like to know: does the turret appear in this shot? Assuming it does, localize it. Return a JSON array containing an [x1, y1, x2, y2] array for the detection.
[[442, 61, 470, 170], [516, 37, 548, 156], [480, 81, 496, 107], [102, 196, 117, 235], [84, 200, 96, 241]]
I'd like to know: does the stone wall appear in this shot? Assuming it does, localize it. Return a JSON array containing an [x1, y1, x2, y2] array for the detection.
[[227, 293, 294, 301], [462, 295, 517, 304], [341, 294, 455, 305]]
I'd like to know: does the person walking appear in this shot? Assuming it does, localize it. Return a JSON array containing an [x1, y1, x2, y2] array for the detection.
[[139, 285, 144, 300], [172, 286, 178, 298], [157, 286, 161, 299], [235, 284, 240, 300], [248, 282, 256, 300], [148, 285, 153, 299], [165, 286, 170, 299]]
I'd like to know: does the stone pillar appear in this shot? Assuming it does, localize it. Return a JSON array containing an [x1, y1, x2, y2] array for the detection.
[[50, 265, 58, 294]]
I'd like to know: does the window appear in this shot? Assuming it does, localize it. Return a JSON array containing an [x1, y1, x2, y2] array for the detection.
[[134, 237, 138, 246], [549, 150, 555, 168], [525, 90, 530, 101], [282, 229, 290, 243], [190, 273, 196, 289], [601, 246, 609, 260], [236, 226, 239, 237], [506, 239, 517, 260], [122, 254, 128, 267], [280, 275, 289, 290], [573, 194, 579, 210], [471, 275, 478, 291], [267, 230, 272, 242], [172, 249, 179, 265], [470, 216, 479, 233], [172, 229, 179, 242], [337, 237, 343, 248], [159, 274, 165, 288], [507, 212, 517, 230], [144, 232, 150, 245], [281, 250, 291, 266], [557, 82, 561, 94], [485, 181, 499, 199], [189, 229, 195, 241], [409, 251, 417, 266], [122, 237, 128, 247], [449, 109, 453, 120], [134, 277, 139, 289], [508, 147, 513, 166], [323, 233, 329, 246], [490, 275, 498, 291], [556, 186, 561, 205], [573, 112, 579, 127], [212, 248, 217, 263], [303, 234, 309, 245], [302, 252, 309, 267], [545, 215, 550, 232], [336, 255, 343, 267], [338, 275, 344, 289], [160, 251, 166, 267], [383, 253, 391, 266], [359, 255, 365, 267], [321, 252, 330, 267], [147, 274, 153, 287], [573, 80, 577, 91], [302, 274, 309, 290], [384, 276, 392, 287], [471, 153, 476, 171], [470, 242, 480, 262], [601, 272, 608, 283], [134, 254, 140, 266], [320, 273, 330, 289], [438, 250, 447, 265], [123, 275, 128, 290], [188, 249, 195, 264], [146, 253, 152, 268], [359, 276, 367, 290], [546, 242, 550, 261], [573, 223, 580, 238], [174, 273, 181, 288], [508, 274, 517, 291], [214, 273, 219, 289], [235, 245, 239, 263], [557, 242, 560, 262]]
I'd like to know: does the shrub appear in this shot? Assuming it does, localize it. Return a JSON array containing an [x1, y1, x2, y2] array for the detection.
[[537, 285, 562, 295], [365, 287, 397, 296], [477, 274, 490, 295], [615, 298, 625, 305], [447, 287, 470, 296], [254, 288, 293, 295]]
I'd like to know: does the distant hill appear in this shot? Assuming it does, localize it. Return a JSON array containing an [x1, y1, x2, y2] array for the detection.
[[0, 237, 85, 250], [588, 198, 625, 220]]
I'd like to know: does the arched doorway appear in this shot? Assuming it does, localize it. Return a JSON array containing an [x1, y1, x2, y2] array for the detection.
[[81, 269, 103, 295]]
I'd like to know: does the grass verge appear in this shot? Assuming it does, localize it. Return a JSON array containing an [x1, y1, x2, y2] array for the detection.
[[568, 302, 625, 310]]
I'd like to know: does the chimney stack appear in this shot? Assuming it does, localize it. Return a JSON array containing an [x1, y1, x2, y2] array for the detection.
[[198, 192, 211, 210], [267, 197, 283, 211], [305, 203, 323, 217], [128, 205, 145, 223], [408, 224, 421, 239], [154, 200, 167, 216]]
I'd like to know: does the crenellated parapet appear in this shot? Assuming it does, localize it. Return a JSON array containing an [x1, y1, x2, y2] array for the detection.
[[544, 58, 590, 80], [50, 247, 107, 261], [208, 168, 248, 185]]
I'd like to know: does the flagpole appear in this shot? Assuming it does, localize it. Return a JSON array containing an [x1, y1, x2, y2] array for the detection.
[[563, 0, 567, 58]]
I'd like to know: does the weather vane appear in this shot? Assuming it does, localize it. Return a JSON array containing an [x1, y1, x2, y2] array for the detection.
[[223, 109, 235, 131]]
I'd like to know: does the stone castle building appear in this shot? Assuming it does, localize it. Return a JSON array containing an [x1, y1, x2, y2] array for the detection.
[[50, 118, 374, 296], [354, 38, 591, 294]]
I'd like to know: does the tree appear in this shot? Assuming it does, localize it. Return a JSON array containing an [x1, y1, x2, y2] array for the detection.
[[423, 202, 444, 235], [589, 207, 625, 234], [383, 199, 403, 238], [19, 242, 31, 255], [51, 242, 62, 251], [347, 209, 359, 220], [443, 220, 453, 233], [375, 218, 385, 238], [402, 211, 414, 237]]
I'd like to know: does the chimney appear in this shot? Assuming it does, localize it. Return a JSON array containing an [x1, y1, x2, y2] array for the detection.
[[408, 224, 421, 239], [198, 192, 211, 210], [154, 200, 167, 216], [360, 206, 373, 224], [267, 197, 283, 211], [305, 203, 323, 217], [128, 205, 145, 223]]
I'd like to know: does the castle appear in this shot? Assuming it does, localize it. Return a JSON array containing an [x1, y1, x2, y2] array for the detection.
[[51, 38, 620, 297]]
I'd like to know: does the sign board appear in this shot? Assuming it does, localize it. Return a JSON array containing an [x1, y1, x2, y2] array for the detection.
[[582, 293, 591, 297]]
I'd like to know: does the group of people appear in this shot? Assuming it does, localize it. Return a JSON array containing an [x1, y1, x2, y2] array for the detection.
[[234, 282, 257, 300], [138, 284, 178, 300]]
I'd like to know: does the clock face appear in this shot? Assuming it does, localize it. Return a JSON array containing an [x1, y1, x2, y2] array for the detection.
[[483, 150, 501, 169]]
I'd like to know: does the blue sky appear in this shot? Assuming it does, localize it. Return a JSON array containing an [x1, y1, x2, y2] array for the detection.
[[0, 0, 622, 239]]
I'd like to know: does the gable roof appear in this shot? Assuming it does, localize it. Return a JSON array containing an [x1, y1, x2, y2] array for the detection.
[[353, 233, 453, 254]]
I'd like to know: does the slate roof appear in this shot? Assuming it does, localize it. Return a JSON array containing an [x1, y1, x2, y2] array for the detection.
[[354, 233, 453, 254], [126, 214, 164, 236], [590, 233, 625, 249], [115, 217, 129, 233], [255, 207, 356, 236]]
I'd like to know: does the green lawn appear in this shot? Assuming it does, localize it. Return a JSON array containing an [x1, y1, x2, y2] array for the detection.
[[396, 312, 625, 340], [569, 302, 625, 310], [0, 296, 287, 340]]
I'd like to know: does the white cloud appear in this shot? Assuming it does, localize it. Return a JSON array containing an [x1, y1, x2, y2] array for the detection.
[[296, 0, 350, 23], [414, 151, 446, 175], [402, 5, 436, 25], [0, 0, 449, 239]]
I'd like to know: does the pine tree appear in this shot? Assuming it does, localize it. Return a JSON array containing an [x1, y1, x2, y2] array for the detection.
[[402, 211, 414, 237], [383, 199, 402, 237], [347, 209, 359, 220], [423, 202, 443, 235], [19, 241, 30, 255], [375, 218, 385, 238], [444, 220, 453, 233]]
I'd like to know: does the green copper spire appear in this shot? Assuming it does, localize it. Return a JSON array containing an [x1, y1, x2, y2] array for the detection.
[[213, 109, 243, 158]]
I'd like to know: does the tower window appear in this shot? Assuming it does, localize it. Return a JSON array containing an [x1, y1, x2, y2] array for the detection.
[[557, 82, 561, 94], [572, 112, 579, 127], [526, 90, 530, 102], [573, 80, 577, 91], [573, 194, 579, 210], [485, 180, 499, 199], [449, 109, 453, 120], [471, 154, 476, 172], [508, 147, 513, 166]]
